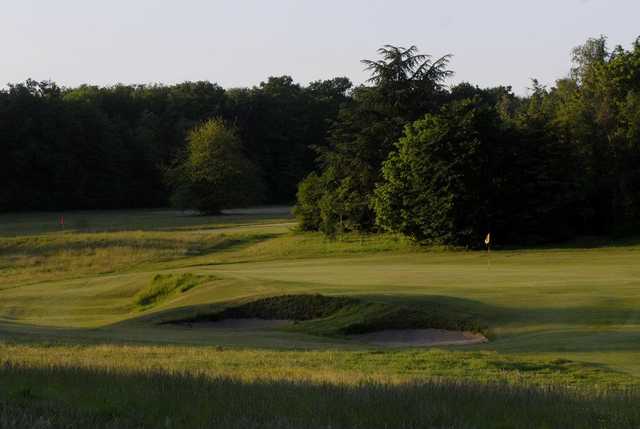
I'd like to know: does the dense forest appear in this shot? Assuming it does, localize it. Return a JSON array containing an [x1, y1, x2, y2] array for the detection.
[[2, 36, 639, 245], [297, 37, 640, 245], [0, 76, 350, 210]]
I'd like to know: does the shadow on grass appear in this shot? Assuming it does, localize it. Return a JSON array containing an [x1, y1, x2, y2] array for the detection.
[[0, 363, 638, 429], [0, 208, 293, 237], [495, 234, 640, 251], [2, 290, 640, 355], [107, 292, 640, 356], [98, 291, 640, 347], [354, 293, 640, 331]]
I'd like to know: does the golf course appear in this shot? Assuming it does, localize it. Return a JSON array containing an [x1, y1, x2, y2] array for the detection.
[[4, 0, 640, 426], [1, 207, 639, 428]]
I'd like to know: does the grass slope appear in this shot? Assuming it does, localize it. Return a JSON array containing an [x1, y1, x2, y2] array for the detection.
[[134, 273, 218, 308], [172, 294, 485, 337]]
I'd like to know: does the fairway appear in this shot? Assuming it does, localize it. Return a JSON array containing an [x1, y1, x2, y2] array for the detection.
[[1, 209, 640, 427]]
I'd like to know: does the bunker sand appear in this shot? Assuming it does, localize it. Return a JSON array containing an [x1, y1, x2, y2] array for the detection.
[[190, 318, 487, 347]]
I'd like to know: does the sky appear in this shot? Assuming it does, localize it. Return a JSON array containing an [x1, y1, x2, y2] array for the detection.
[[2, 0, 639, 94]]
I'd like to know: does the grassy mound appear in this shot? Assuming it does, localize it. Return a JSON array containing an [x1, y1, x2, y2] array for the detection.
[[295, 301, 485, 336], [134, 273, 217, 308], [171, 294, 486, 337], [209, 294, 356, 321]]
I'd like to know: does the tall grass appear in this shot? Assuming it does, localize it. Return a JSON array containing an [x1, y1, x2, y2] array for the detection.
[[0, 231, 274, 287], [1, 341, 635, 389], [0, 362, 638, 429]]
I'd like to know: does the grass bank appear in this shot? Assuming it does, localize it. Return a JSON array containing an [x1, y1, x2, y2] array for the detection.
[[170, 294, 486, 336]]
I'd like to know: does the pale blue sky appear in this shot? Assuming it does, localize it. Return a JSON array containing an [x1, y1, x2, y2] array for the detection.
[[2, 0, 639, 94]]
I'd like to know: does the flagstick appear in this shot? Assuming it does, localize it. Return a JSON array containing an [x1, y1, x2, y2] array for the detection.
[[487, 243, 491, 270], [484, 232, 491, 270]]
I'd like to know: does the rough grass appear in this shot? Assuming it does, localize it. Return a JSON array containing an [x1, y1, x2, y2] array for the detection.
[[173, 294, 486, 337], [134, 273, 217, 308], [0, 363, 638, 429], [0, 341, 634, 388], [242, 231, 422, 259], [0, 231, 277, 288]]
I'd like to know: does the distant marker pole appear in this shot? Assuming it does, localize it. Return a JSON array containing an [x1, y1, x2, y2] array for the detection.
[[484, 232, 491, 269], [60, 215, 65, 232]]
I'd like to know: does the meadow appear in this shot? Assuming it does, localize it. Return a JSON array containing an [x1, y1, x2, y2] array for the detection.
[[1, 208, 639, 428]]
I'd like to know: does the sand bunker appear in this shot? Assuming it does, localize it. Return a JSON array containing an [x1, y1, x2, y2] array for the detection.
[[179, 314, 487, 348], [188, 318, 293, 330], [351, 329, 487, 347]]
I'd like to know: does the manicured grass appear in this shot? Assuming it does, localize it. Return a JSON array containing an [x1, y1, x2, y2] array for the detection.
[[1, 208, 639, 427]]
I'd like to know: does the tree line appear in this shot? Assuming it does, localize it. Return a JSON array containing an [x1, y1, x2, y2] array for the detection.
[[297, 37, 640, 245], [0, 76, 350, 210], [2, 36, 639, 245]]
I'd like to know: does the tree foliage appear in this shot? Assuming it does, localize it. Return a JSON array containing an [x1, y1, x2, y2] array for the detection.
[[299, 37, 640, 245], [295, 45, 453, 234], [168, 119, 262, 214], [0, 77, 349, 211], [3, 37, 640, 245], [373, 96, 577, 246]]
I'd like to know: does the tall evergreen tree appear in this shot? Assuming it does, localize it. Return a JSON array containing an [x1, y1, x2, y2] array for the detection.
[[295, 45, 452, 234]]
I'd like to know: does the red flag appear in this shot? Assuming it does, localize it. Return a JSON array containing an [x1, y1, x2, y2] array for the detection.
[[60, 215, 64, 226]]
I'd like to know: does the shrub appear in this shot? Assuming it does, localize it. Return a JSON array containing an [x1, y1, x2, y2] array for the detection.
[[293, 173, 323, 231]]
